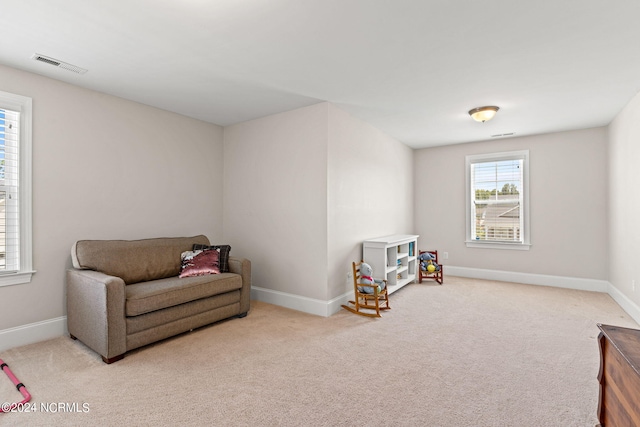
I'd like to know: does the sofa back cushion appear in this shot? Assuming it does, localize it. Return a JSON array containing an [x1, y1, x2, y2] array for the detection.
[[71, 235, 210, 284]]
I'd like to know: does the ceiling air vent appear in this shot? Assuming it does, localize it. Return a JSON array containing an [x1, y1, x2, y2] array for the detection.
[[491, 133, 515, 138], [31, 54, 88, 74]]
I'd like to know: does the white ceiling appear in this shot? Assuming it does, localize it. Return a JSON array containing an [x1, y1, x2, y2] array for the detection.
[[2, 0, 640, 149]]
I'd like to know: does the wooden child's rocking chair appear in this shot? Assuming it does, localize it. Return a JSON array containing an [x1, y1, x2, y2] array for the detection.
[[341, 260, 390, 318]]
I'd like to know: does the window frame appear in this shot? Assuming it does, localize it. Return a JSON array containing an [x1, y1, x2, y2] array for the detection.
[[465, 150, 531, 251], [0, 90, 34, 287]]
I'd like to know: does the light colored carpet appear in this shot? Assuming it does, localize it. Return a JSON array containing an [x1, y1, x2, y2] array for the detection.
[[1, 276, 637, 426]]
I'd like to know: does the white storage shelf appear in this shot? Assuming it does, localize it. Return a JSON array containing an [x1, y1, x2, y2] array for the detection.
[[363, 234, 419, 295]]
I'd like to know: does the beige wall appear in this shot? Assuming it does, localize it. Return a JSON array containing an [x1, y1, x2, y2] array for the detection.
[[608, 90, 640, 310], [223, 102, 414, 304], [327, 104, 414, 300], [0, 64, 224, 330], [223, 103, 329, 300], [414, 127, 608, 279]]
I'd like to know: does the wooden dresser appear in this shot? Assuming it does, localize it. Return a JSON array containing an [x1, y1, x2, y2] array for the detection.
[[597, 324, 640, 426]]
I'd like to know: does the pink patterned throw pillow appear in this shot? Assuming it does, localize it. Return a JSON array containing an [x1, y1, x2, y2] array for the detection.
[[179, 249, 220, 278]]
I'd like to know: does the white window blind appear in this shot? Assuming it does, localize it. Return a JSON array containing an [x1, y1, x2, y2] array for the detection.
[[0, 90, 33, 286], [466, 151, 530, 250], [0, 108, 20, 271]]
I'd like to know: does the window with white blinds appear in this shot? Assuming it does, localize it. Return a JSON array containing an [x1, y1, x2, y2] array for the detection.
[[0, 108, 20, 271], [465, 150, 530, 250], [0, 90, 33, 286]]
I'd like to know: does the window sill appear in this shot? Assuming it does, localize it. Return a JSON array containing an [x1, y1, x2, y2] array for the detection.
[[465, 241, 531, 251], [0, 270, 36, 287]]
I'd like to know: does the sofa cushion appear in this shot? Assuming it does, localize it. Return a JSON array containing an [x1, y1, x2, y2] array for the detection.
[[179, 249, 220, 278], [126, 290, 240, 335], [193, 244, 231, 272], [72, 235, 210, 284], [125, 273, 242, 317]]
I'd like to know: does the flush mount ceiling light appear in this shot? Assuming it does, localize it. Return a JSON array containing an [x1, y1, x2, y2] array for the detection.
[[468, 106, 499, 122]]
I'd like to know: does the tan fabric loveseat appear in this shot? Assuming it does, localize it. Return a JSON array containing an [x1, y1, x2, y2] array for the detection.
[[66, 235, 251, 363]]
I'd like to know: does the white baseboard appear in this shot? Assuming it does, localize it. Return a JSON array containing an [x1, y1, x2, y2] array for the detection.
[[0, 316, 67, 353], [607, 283, 640, 325], [252, 267, 613, 318], [445, 265, 609, 292], [446, 265, 640, 324], [251, 286, 350, 317]]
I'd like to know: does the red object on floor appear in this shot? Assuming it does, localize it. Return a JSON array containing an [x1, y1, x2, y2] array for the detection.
[[0, 358, 31, 413]]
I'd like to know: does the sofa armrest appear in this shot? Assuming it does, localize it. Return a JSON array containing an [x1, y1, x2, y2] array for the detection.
[[66, 269, 127, 360], [228, 256, 251, 314]]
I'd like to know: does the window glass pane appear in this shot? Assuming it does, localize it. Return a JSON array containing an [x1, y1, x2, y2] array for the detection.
[[0, 107, 19, 272], [471, 158, 522, 243], [474, 201, 520, 241], [0, 191, 5, 268], [0, 90, 33, 285], [0, 108, 5, 266], [0, 109, 5, 181]]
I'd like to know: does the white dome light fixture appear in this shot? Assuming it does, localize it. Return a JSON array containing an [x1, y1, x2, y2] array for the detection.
[[469, 106, 499, 122]]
